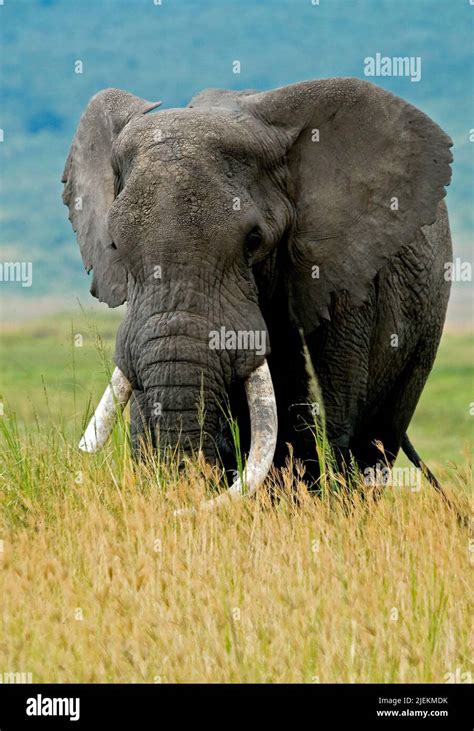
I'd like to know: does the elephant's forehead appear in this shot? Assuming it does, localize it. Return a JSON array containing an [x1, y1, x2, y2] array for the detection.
[[116, 108, 259, 161]]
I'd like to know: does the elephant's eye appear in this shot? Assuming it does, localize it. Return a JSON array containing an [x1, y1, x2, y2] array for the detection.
[[113, 172, 123, 198], [245, 227, 263, 253]]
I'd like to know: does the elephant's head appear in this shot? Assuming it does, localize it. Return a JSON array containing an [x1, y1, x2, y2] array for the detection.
[[62, 80, 451, 505]]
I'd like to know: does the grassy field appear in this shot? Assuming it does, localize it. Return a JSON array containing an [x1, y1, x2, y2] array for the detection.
[[0, 311, 472, 683]]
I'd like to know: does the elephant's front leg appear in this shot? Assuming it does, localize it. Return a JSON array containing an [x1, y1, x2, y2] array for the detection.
[[305, 291, 375, 469]]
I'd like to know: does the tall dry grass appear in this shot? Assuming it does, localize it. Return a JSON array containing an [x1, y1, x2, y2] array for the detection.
[[0, 415, 471, 683]]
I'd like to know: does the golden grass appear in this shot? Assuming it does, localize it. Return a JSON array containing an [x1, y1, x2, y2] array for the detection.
[[0, 424, 471, 684]]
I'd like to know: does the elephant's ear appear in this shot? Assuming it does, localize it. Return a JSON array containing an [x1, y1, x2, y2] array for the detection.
[[61, 88, 160, 306], [242, 78, 452, 331]]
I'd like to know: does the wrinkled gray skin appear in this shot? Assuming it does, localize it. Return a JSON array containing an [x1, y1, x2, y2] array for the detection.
[[62, 78, 452, 481]]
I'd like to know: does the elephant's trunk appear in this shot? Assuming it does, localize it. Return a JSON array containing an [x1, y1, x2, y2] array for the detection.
[[79, 311, 278, 511], [141, 367, 223, 463], [79, 365, 278, 513], [132, 316, 224, 460]]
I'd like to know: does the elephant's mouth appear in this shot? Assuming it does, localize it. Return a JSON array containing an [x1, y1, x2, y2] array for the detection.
[[79, 360, 278, 513]]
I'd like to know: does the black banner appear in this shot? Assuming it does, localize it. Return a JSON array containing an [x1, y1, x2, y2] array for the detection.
[[0, 683, 472, 729]]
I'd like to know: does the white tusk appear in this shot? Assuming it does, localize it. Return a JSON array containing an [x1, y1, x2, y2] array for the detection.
[[174, 359, 278, 515], [79, 367, 132, 453]]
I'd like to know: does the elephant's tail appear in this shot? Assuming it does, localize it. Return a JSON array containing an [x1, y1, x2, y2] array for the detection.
[[401, 433, 442, 491], [401, 433, 466, 524]]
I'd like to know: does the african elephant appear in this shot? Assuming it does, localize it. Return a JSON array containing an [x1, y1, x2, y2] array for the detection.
[[62, 78, 452, 507]]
